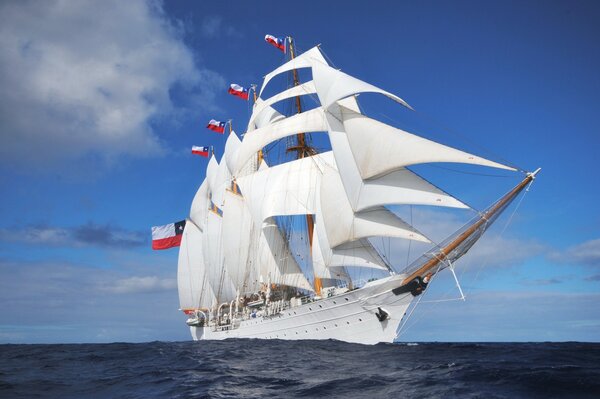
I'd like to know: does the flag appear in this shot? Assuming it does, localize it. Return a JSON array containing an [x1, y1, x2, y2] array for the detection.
[[207, 119, 226, 133], [152, 220, 186, 250], [228, 83, 249, 100], [192, 146, 210, 157], [265, 34, 286, 53]]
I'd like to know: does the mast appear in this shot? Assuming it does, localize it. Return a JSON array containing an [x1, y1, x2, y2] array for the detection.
[[285, 37, 316, 159], [285, 37, 320, 294], [400, 168, 541, 287], [252, 86, 264, 166]]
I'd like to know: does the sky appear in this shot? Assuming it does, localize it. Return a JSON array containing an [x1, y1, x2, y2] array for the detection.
[[0, 0, 598, 344]]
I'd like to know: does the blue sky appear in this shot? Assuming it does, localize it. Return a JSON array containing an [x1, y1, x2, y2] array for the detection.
[[0, 0, 598, 343]]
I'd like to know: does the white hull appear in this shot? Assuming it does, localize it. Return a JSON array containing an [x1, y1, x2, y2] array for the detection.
[[190, 274, 416, 345]]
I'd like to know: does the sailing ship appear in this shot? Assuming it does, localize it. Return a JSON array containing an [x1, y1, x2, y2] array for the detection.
[[175, 37, 539, 345]]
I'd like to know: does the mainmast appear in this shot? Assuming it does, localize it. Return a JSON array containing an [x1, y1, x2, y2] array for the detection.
[[398, 168, 541, 290], [285, 37, 320, 294]]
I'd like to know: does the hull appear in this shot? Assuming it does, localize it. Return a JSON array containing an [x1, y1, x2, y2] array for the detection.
[[190, 274, 415, 345]]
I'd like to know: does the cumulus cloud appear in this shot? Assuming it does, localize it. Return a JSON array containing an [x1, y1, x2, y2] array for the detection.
[[0, 223, 146, 248], [0, 0, 225, 171]]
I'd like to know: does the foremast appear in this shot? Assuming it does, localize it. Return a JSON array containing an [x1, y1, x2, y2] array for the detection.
[[284, 36, 321, 295], [397, 168, 541, 292]]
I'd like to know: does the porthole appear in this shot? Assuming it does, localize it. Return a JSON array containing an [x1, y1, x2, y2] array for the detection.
[[345, 298, 349, 301], [333, 301, 336, 304], [346, 321, 350, 325], [319, 304, 322, 308], [359, 318, 362, 322], [305, 330, 308, 333], [324, 326, 327, 330], [335, 324, 338, 327]]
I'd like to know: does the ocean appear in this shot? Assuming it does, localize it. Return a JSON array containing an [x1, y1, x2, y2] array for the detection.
[[1, 341, 598, 398]]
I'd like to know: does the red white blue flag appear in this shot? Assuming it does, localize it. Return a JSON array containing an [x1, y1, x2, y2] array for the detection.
[[265, 34, 286, 53], [192, 146, 210, 157], [151, 220, 186, 250], [207, 119, 226, 133], [228, 83, 249, 100]]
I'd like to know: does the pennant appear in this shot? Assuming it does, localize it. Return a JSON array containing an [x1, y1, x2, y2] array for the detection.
[[192, 146, 210, 157], [207, 119, 226, 133], [151, 220, 186, 250], [265, 34, 286, 53], [228, 83, 249, 100]]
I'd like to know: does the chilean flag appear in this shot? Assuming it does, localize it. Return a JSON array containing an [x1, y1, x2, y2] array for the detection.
[[228, 84, 249, 100], [265, 34, 286, 53], [207, 119, 226, 133], [192, 146, 210, 157], [152, 220, 186, 250]]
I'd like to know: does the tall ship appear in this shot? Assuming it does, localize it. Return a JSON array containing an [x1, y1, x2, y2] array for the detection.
[[172, 36, 539, 344]]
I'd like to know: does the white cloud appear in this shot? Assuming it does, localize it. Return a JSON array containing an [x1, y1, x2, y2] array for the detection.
[[549, 238, 600, 268], [106, 275, 176, 294], [385, 207, 544, 272], [0, 0, 225, 171], [200, 15, 241, 38], [0, 223, 146, 248]]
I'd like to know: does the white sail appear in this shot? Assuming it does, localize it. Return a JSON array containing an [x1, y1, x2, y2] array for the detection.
[[221, 190, 256, 295], [311, 220, 352, 285], [210, 156, 231, 208], [189, 180, 209, 231], [261, 218, 314, 292], [203, 210, 237, 302], [206, 155, 219, 194], [177, 220, 216, 310], [250, 81, 317, 129], [320, 164, 429, 248], [235, 152, 334, 223], [235, 107, 328, 174], [224, 131, 242, 174], [327, 98, 469, 211], [339, 103, 516, 179], [312, 60, 412, 110], [252, 101, 285, 130], [260, 46, 327, 98]]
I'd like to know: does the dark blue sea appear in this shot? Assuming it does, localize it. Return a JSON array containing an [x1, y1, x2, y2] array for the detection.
[[1, 341, 599, 398]]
